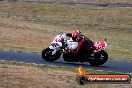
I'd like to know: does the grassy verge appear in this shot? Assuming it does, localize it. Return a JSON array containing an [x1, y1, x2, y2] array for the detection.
[[0, 2, 131, 61], [0, 61, 128, 75], [0, 61, 131, 88]]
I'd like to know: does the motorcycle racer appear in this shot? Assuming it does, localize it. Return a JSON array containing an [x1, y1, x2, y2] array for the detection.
[[66, 30, 94, 52], [66, 30, 94, 62], [42, 30, 108, 66]]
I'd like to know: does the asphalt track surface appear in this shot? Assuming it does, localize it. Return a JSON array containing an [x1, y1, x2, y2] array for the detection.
[[0, 50, 132, 73]]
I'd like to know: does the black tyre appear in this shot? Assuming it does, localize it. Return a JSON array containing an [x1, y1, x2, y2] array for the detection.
[[76, 75, 86, 85], [42, 48, 61, 62], [88, 50, 108, 66]]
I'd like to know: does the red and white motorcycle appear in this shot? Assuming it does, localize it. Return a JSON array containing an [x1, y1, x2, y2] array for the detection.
[[42, 33, 108, 66]]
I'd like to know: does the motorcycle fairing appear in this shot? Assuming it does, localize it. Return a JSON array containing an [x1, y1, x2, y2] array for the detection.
[[94, 41, 107, 52]]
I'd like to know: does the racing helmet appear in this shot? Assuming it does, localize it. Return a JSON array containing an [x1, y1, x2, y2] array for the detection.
[[72, 30, 81, 42]]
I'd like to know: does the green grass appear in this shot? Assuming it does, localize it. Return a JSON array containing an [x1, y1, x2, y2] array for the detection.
[[0, 3, 131, 61]]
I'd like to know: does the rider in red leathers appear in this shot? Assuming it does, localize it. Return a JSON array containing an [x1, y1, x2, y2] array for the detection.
[[66, 30, 94, 51], [66, 30, 83, 52], [66, 30, 94, 62]]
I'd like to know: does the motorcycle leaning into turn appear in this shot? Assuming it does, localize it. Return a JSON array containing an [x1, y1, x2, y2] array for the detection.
[[42, 32, 108, 66]]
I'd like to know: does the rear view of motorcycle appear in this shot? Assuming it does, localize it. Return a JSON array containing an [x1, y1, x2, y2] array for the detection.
[[42, 32, 108, 66]]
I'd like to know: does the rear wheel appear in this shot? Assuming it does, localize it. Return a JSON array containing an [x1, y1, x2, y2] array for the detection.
[[88, 50, 108, 66], [42, 48, 61, 62]]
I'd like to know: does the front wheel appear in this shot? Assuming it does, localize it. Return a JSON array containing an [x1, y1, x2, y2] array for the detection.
[[42, 48, 61, 62], [88, 50, 108, 66]]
